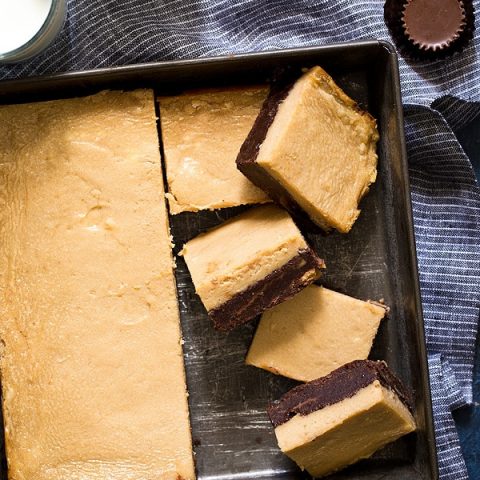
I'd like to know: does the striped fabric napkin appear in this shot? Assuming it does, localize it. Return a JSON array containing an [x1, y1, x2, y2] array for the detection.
[[1, 1, 479, 478]]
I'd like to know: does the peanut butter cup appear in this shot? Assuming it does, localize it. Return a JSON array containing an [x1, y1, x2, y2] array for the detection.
[[384, 0, 475, 59]]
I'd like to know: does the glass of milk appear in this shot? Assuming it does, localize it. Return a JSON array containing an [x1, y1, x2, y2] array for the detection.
[[0, 0, 66, 63]]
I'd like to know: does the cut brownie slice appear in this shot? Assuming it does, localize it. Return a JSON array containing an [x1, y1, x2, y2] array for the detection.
[[268, 360, 416, 478], [247, 285, 387, 381], [181, 205, 325, 331], [158, 86, 270, 214], [237, 66, 379, 233]]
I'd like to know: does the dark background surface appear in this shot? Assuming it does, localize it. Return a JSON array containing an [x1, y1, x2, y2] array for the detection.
[[454, 117, 480, 479]]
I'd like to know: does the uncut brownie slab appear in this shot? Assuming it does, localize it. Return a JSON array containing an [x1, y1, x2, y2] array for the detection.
[[268, 360, 416, 478], [237, 66, 379, 233], [158, 86, 270, 213], [181, 205, 325, 331], [247, 285, 387, 381], [0, 90, 194, 480]]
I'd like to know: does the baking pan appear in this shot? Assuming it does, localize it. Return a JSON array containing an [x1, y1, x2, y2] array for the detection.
[[0, 40, 438, 479]]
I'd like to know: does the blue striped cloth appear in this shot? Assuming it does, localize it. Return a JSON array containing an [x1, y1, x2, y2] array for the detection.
[[1, 1, 479, 478]]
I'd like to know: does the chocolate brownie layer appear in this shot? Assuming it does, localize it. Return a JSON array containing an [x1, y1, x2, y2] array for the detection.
[[268, 360, 413, 427], [236, 81, 292, 166], [209, 248, 325, 331]]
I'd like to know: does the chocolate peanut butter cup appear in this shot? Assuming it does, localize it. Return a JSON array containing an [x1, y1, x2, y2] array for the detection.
[[384, 0, 475, 60]]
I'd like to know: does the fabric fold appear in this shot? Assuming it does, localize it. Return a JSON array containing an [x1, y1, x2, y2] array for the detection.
[[428, 353, 469, 480], [405, 105, 480, 405]]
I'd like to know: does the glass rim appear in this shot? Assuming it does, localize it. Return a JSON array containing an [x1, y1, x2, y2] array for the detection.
[[0, 0, 65, 62]]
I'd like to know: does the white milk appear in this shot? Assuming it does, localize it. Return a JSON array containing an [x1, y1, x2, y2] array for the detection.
[[0, 0, 52, 54]]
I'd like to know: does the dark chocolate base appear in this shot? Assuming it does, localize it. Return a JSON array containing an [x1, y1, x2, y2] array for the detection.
[[208, 248, 325, 332], [236, 81, 292, 166], [268, 360, 414, 428]]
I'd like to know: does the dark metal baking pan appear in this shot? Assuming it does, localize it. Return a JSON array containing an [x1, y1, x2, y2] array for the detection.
[[0, 40, 438, 479]]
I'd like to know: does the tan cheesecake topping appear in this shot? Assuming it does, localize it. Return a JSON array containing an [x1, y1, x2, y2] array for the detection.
[[247, 285, 387, 381], [159, 86, 270, 213], [0, 90, 194, 480]]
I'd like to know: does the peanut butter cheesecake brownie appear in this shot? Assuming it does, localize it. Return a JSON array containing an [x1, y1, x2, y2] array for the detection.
[[237, 66, 379, 233], [181, 205, 325, 331], [159, 86, 270, 214], [247, 285, 387, 381], [268, 360, 416, 478]]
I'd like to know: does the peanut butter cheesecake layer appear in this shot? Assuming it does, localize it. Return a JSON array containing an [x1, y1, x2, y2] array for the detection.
[[0, 90, 195, 480], [181, 205, 325, 331], [237, 66, 379, 233], [159, 86, 270, 214], [247, 285, 387, 381], [268, 360, 416, 478]]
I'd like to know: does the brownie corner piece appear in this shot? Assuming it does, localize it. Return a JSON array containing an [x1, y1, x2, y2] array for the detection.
[[268, 360, 416, 478], [181, 204, 325, 331], [236, 65, 379, 234]]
